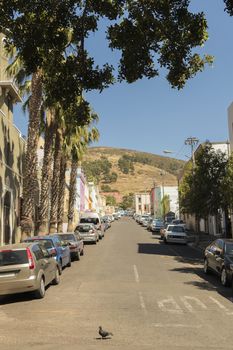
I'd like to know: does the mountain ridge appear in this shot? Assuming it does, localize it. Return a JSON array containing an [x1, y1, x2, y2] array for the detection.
[[84, 147, 185, 195]]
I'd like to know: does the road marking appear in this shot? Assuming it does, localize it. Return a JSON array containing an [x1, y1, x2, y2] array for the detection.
[[153, 323, 201, 329], [133, 264, 140, 283], [138, 291, 147, 313], [158, 297, 183, 314], [208, 296, 233, 315], [180, 296, 207, 313]]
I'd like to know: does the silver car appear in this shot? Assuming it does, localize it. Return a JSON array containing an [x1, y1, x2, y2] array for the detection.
[[75, 223, 99, 244], [163, 225, 188, 244], [0, 242, 60, 298]]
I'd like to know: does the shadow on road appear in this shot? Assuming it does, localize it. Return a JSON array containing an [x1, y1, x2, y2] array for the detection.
[[0, 285, 51, 305], [137, 242, 233, 301]]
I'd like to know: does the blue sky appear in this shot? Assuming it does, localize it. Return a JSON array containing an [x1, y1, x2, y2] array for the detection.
[[14, 1, 233, 161]]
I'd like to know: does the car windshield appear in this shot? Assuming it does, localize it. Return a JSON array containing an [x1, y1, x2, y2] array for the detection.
[[172, 226, 185, 232], [76, 225, 93, 232], [225, 243, 233, 255], [80, 218, 99, 225], [59, 234, 75, 241], [0, 250, 28, 266]]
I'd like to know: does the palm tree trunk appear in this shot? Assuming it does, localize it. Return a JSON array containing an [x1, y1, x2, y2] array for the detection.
[[57, 156, 67, 232], [38, 109, 56, 235], [21, 69, 42, 239], [67, 157, 78, 231], [49, 128, 63, 233]]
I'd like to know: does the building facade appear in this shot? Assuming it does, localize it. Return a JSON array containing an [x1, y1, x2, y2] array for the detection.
[[0, 33, 24, 244], [150, 185, 179, 219], [134, 192, 151, 215]]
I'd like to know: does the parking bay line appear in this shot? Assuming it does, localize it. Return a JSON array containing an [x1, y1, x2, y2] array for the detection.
[[133, 264, 140, 283], [153, 323, 201, 329]]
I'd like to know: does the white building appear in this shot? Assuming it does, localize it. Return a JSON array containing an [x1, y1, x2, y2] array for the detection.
[[150, 185, 179, 219], [134, 192, 151, 215]]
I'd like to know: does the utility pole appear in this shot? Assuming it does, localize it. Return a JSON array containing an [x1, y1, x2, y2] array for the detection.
[[185, 137, 199, 166]]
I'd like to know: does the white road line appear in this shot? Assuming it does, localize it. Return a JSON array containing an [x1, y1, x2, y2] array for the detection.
[[208, 296, 233, 315], [180, 296, 207, 313], [133, 264, 140, 283], [138, 291, 147, 313], [157, 297, 183, 314], [153, 323, 201, 329]]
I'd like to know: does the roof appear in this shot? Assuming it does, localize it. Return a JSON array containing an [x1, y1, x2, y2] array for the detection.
[[0, 242, 33, 250], [0, 81, 22, 102]]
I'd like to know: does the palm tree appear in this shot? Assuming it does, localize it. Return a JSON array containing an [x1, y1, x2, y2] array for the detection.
[[67, 124, 99, 231], [49, 124, 63, 233], [38, 108, 56, 234], [5, 49, 43, 238]]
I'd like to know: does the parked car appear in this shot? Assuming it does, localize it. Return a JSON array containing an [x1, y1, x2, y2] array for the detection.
[[204, 239, 233, 286], [0, 242, 60, 298], [151, 220, 164, 233], [138, 214, 150, 225], [142, 218, 150, 227], [23, 234, 71, 271], [75, 223, 99, 244], [163, 225, 188, 244], [58, 232, 84, 261], [102, 216, 111, 229], [172, 219, 185, 225], [79, 212, 104, 239]]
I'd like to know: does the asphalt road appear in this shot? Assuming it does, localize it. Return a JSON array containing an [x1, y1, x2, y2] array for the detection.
[[1, 218, 233, 350]]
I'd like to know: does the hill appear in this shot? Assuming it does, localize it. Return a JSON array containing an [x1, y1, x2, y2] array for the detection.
[[83, 147, 185, 195]]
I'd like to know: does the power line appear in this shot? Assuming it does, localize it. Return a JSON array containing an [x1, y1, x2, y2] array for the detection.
[[184, 137, 199, 166]]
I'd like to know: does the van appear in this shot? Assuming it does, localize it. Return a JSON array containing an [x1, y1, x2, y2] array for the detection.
[[79, 212, 104, 239]]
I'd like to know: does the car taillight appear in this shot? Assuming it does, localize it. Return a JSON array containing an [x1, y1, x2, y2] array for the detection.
[[26, 248, 35, 270]]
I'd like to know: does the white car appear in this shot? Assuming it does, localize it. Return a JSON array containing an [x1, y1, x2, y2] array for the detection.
[[163, 225, 188, 244]]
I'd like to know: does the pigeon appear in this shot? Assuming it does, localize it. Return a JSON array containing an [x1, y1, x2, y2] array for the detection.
[[99, 326, 113, 339]]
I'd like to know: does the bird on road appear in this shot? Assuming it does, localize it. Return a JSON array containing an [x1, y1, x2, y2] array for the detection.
[[99, 326, 113, 339]]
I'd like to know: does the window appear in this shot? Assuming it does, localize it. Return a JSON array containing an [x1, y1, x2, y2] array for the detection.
[[138, 197, 141, 203], [80, 218, 99, 225], [0, 250, 28, 266], [138, 205, 141, 211], [32, 245, 44, 260]]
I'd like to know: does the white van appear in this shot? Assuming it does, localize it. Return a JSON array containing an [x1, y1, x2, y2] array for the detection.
[[79, 212, 104, 239]]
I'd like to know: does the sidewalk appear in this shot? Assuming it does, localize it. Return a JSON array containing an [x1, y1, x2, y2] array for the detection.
[[186, 232, 218, 253]]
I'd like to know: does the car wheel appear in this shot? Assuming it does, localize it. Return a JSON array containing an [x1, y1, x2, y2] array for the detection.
[[221, 268, 230, 287], [204, 259, 210, 274], [52, 267, 60, 285], [76, 251, 80, 261], [34, 277, 45, 299]]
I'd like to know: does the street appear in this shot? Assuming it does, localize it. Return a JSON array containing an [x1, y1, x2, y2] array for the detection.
[[0, 218, 233, 350]]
